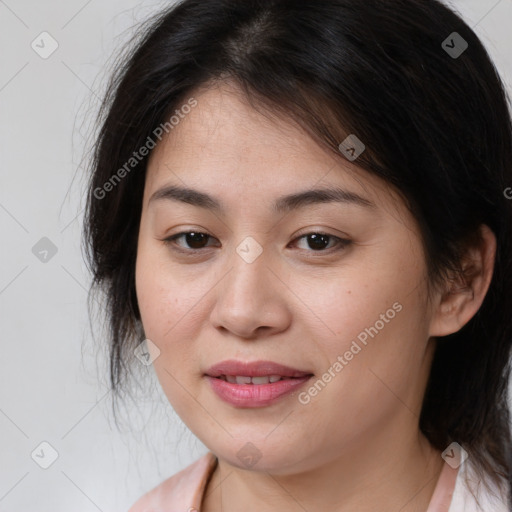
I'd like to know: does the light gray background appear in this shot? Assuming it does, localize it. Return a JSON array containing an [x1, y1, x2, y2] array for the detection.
[[1, 1, 511, 510]]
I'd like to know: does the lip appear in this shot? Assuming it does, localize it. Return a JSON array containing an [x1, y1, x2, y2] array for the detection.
[[205, 360, 312, 378], [204, 360, 313, 408]]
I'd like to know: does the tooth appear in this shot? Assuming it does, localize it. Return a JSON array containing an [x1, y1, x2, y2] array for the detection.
[[251, 376, 270, 385], [235, 376, 252, 384], [226, 375, 237, 383], [269, 375, 282, 383]]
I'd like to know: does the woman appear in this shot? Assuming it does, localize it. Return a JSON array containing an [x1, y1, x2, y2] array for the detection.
[[83, 0, 512, 510]]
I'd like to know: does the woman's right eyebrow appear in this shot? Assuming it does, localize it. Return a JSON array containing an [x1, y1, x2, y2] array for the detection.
[[148, 184, 378, 214]]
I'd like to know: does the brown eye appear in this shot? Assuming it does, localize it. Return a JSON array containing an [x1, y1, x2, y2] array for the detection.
[[298, 233, 333, 251], [179, 232, 209, 249], [163, 231, 218, 251], [292, 232, 351, 253]]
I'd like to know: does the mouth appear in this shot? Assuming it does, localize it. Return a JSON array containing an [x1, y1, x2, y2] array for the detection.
[[204, 360, 314, 408], [214, 375, 300, 384]]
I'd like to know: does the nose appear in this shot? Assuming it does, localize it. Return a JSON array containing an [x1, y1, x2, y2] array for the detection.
[[209, 246, 292, 340]]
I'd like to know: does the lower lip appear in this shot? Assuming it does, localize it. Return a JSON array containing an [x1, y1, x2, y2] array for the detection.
[[205, 375, 312, 408]]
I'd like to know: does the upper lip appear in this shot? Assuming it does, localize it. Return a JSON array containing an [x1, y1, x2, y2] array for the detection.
[[205, 360, 313, 378]]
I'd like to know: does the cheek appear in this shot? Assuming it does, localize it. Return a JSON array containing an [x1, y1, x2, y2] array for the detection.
[[291, 259, 413, 349], [135, 249, 203, 415], [135, 243, 211, 375], [135, 243, 183, 345], [294, 255, 429, 395]]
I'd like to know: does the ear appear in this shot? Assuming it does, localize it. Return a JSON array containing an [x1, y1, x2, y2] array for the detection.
[[428, 224, 496, 337]]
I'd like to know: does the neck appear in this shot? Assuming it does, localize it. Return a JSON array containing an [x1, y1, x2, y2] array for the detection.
[[202, 428, 444, 512]]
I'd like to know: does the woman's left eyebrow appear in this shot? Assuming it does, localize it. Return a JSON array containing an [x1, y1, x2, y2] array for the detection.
[[148, 184, 377, 214]]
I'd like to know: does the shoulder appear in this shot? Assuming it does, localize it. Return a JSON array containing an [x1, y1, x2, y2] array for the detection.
[[128, 452, 217, 512], [449, 462, 510, 512]]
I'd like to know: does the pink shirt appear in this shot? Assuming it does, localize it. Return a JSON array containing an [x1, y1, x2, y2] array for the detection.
[[128, 452, 509, 511]]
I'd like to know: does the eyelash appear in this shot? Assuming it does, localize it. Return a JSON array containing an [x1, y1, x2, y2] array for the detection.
[[161, 230, 351, 256]]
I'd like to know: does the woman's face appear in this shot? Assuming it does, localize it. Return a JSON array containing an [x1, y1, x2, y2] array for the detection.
[[135, 81, 439, 473]]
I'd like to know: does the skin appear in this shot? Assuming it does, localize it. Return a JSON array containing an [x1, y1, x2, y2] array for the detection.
[[134, 80, 496, 511]]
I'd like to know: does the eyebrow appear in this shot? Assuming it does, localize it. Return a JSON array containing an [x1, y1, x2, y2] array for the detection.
[[148, 184, 377, 214]]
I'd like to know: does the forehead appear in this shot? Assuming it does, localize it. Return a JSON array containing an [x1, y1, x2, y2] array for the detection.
[[147, 82, 333, 177], [143, 82, 406, 220]]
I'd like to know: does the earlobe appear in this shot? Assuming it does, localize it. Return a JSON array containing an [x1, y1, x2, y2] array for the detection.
[[428, 224, 496, 338]]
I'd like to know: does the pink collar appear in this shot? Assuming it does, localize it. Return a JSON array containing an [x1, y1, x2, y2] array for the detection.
[[426, 461, 459, 512], [129, 452, 458, 511]]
